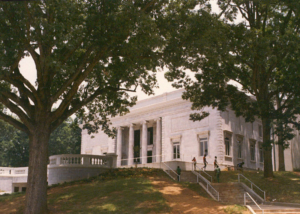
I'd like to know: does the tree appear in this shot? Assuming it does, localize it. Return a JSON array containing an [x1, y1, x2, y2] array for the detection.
[[48, 118, 82, 156], [0, 120, 29, 167], [164, 0, 300, 177], [0, 118, 81, 167], [0, 0, 172, 213]]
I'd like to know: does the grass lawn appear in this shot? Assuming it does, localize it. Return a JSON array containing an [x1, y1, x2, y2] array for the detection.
[[203, 170, 300, 203], [0, 169, 171, 214], [0, 168, 299, 214]]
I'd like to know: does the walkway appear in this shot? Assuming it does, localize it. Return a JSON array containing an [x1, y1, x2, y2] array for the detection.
[[150, 176, 229, 214], [249, 204, 300, 213]]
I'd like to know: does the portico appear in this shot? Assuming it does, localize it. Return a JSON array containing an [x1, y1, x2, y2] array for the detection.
[[115, 118, 162, 167]]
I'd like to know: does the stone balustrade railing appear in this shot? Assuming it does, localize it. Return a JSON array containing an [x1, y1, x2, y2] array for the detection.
[[0, 167, 28, 176], [48, 154, 117, 168]]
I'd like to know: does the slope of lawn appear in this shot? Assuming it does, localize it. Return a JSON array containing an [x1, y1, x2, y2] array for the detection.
[[0, 168, 171, 214], [203, 170, 300, 203], [0, 168, 299, 214]]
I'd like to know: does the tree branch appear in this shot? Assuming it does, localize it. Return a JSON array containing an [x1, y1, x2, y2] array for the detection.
[[0, 95, 33, 130], [0, 112, 29, 134]]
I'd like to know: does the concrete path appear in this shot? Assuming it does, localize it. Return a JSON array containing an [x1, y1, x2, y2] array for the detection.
[[249, 204, 300, 213]]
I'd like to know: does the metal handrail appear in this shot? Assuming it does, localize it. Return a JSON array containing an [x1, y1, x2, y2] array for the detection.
[[244, 192, 264, 214], [192, 170, 219, 201], [161, 162, 179, 181], [195, 165, 212, 182], [238, 174, 266, 201]]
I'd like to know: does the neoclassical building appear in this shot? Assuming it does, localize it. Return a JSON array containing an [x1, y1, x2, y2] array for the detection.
[[81, 89, 299, 171]]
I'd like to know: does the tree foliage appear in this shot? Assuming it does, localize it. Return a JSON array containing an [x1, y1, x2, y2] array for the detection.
[[0, 0, 177, 213], [165, 0, 300, 177], [0, 118, 81, 167]]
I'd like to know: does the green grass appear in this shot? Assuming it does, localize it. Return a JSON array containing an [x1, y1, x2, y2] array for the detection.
[[0, 192, 25, 202], [0, 168, 171, 214], [47, 177, 170, 213], [224, 205, 249, 214], [203, 170, 300, 203], [0, 168, 299, 213]]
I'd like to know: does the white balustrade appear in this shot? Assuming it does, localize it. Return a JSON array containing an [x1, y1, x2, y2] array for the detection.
[[0, 167, 28, 175], [48, 154, 115, 168]]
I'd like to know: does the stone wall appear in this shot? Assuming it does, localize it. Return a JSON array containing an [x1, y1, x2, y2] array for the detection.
[[48, 166, 109, 185]]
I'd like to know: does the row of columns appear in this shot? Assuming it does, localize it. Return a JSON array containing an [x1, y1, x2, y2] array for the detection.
[[116, 118, 161, 167]]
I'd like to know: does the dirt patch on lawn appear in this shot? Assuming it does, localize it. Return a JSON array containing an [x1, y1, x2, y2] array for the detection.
[[150, 176, 226, 214], [150, 176, 251, 214]]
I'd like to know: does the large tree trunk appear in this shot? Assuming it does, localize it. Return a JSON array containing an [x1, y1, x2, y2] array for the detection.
[[262, 118, 274, 178], [24, 124, 51, 214], [278, 143, 285, 171]]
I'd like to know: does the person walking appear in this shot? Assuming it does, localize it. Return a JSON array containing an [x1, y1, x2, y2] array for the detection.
[[214, 156, 218, 169], [192, 157, 197, 170], [202, 154, 208, 170], [176, 166, 181, 181], [215, 165, 221, 183]]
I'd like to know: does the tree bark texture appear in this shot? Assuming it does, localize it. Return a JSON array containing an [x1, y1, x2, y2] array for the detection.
[[278, 143, 285, 171], [262, 118, 274, 178], [24, 124, 51, 214]]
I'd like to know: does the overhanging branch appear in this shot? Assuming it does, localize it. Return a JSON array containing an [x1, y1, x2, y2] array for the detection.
[[0, 111, 29, 134]]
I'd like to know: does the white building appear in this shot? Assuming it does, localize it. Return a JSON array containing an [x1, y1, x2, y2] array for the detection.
[[0, 167, 28, 194], [81, 89, 299, 171]]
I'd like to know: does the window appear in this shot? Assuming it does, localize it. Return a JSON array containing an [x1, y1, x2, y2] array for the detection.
[[259, 143, 264, 162], [14, 187, 19, 193], [200, 138, 208, 156], [173, 143, 180, 159], [147, 127, 153, 145], [134, 130, 141, 163], [250, 141, 256, 161], [237, 138, 242, 159], [21, 187, 27, 192], [225, 137, 230, 156], [259, 125, 262, 137], [147, 150, 152, 163]]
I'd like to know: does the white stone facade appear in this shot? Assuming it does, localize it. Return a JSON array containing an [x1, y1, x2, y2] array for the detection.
[[82, 89, 298, 171], [0, 167, 28, 194]]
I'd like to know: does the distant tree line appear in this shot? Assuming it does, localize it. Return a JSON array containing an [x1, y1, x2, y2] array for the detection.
[[0, 118, 81, 167]]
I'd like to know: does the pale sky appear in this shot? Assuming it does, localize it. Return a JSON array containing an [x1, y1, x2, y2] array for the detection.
[[19, 55, 175, 101], [18, 0, 240, 102]]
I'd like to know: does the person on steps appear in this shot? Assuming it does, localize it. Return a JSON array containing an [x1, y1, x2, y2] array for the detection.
[[214, 156, 218, 169], [176, 166, 181, 181], [202, 154, 208, 170], [237, 161, 244, 172], [192, 157, 197, 171], [215, 165, 221, 183]]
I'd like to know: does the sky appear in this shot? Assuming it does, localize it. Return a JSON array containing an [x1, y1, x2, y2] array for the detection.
[[18, 0, 239, 102], [19, 54, 175, 101]]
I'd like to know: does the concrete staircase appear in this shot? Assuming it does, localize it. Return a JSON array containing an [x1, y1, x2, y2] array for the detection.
[[211, 183, 245, 204], [179, 171, 198, 183], [166, 170, 300, 213]]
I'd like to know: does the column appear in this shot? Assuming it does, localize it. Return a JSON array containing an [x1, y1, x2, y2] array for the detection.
[[128, 124, 134, 166], [156, 118, 161, 163], [116, 127, 123, 167], [141, 121, 148, 164]]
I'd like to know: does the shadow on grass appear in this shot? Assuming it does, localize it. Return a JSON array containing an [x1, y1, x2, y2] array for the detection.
[[47, 177, 170, 214]]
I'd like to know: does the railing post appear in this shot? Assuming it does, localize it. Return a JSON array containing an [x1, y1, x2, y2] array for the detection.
[[238, 174, 240, 182], [264, 191, 266, 201], [197, 175, 198, 183]]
